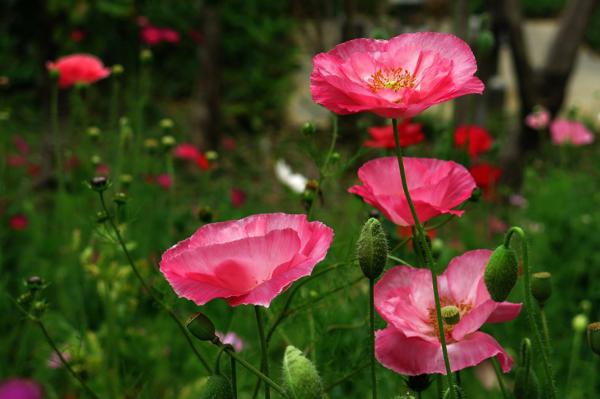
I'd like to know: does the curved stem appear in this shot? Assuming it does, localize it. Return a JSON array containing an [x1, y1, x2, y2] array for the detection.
[[38, 321, 100, 399], [387, 254, 412, 267], [254, 306, 270, 399], [504, 226, 556, 399], [392, 119, 455, 398], [98, 191, 212, 373], [369, 278, 377, 399], [222, 347, 287, 396], [307, 115, 338, 220]]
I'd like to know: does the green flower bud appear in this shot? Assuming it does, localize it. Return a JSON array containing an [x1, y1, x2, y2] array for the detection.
[[198, 375, 233, 399], [161, 135, 176, 149], [113, 192, 128, 205], [572, 314, 588, 333], [477, 30, 495, 54], [431, 238, 444, 259], [87, 126, 101, 141], [407, 374, 431, 393], [330, 152, 341, 162], [26, 276, 44, 292], [89, 176, 109, 192], [90, 155, 101, 166], [205, 151, 218, 161], [441, 305, 460, 325], [513, 366, 540, 399], [443, 385, 465, 399], [357, 218, 388, 279], [140, 49, 153, 63], [186, 312, 216, 342], [160, 118, 174, 130], [120, 174, 133, 188], [17, 292, 33, 306], [301, 122, 316, 136], [580, 299, 592, 314], [587, 322, 600, 356], [531, 272, 552, 307], [484, 245, 518, 302], [112, 64, 124, 75], [31, 301, 47, 317], [282, 346, 323, 399]]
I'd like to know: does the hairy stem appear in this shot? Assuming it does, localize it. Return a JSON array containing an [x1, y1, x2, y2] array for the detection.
[[369, 278, 377, 399], [254, 306, 270, 399]]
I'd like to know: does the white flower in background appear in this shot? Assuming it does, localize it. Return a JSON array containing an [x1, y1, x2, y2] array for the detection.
[[275, 159, 308, 194]]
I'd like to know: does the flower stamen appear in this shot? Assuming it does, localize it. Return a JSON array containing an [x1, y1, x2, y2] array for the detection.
[[368, 68, 415, 93]]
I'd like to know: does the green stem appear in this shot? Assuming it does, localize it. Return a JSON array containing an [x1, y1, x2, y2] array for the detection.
[[307, 115, 338, 220], [392, 119, 455, 398], [491, 358, 509, 399], [98, 191, 212, 373], [223, 347, 287, 396], [50, 78, 64, 192], [323, 362, 370, 392], [369, 278, 377, 399], [37, 321, 100, 399], [565, 325, 583, 395], [109, 74, 120, 132], [387, 254, 412, 266], [231, 356, 238, 399], [540, 308, 552, 353], [504, 227, 556, 399], [255, 306, 270, 399]]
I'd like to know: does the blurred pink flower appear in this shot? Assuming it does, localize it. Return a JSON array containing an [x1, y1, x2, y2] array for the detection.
[[0, 378, 43, 399], [9, 214, 28, 231], [160, 213, 333, 307], [95, 164, 110, 177], [364, 120, 424, 149], [7, 155, 27, 168], [525, 107, 550, 130], [189, 29, 204, 44], [140, 26, 163, 46], [375, 250, 521, 375], [216, 331, 244, 352], [47, 350, 71, 369], [349, 157, 475, 226], [509, 194, 528, 208], [550, 119, 594, 146], [311, 32, 484, 118], [454, 125, 492, 158], [69, 29, 85, 43], [156, 173, 172, 190], [46, 54, 111, 88], [174, 143, 210, 170], [489, 216, 508, 234], [230, 188, 246, 208], [13, 136, 30, 155], [161, 28, 180, 43]]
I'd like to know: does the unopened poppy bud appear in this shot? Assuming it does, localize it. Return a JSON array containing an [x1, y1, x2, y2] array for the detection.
[[330, 152, 341, 162], [26, 276, 44, 291], [112, 64, 124, 75], [160, 118, 174, 130], [144, 138, 159, 154], [407, 374, 431, 393], [140, 49, 152, 63], [96, 211, 109, 224], [205, 151, 218, 161], [443, 385, 465, 399], [113, 192, 127, 205], [161, 135, 176, 149], [197, 206, 213, 223], [120, 174, 133, 188], [301, 122, 316, 136], [477, 30, 495, 54], [441, 305, 460, 325], [513, 366, 540, 399], [31, 301, 47, 317], [572, 314, 588, 333], [484, 244, 518, 302], [198, 375, 233, 399], [357, 218, 388, 279], [186, 312, 216, 342], [282, 346, 323, 399], [587, 322, 600, 356], [90, 155, 101, 166], [469, 187, 482, 202], [87, 126, 101, 141], [531, 272, 552, 307], [89, 176, 109, 192]]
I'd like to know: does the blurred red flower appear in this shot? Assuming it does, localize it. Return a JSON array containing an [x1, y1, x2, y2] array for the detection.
[[46, 54, 110, 88], [469, 163, 501, 194], [156, 173, 173, 190], [9, 214, 28, 231], [365, 120, 424, 149], [454, 125, 492, 158], [230, 188, 247, 208], [69, 29, 85, 43]]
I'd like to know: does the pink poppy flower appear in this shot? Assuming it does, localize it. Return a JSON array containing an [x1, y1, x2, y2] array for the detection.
[[140, 25, 163, 46], [375, 250, 521, 375], [7, 155, 27, 168], [525, 107, 550, 130], [9, 214, 28, 231], [46, 54, 110, 88], [364, 120, 424, 149], [348, 157, 475, 226], [95, 164, 110, 177], [174, 143, 200, 160], [156, 173, 172, 190], [0, 378, 43, 399], [550, 119, 594, 146], [216, 331, 244, 352], [160, 213, 334, 307], [13, 136, 30, 155], [310, 32, 484, 118], [161, 28, 180, 43], [454, 125, 492, 158], [69, 29, 85, 43]]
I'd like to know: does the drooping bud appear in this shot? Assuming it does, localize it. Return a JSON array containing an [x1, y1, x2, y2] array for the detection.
[[441, 305, 460, 325], [89, 176, 109, 192], [282, 346, 323, 399], [587, 322, 600, 356], [301, 122, 316, 136], [531, 272, 552, 307], [87, 126, 101, 141], [407, 374, 431, 393], [572, 314, 588, 333], [484, 244, 518, 302], [26, 276, 44, 292], [443, 385, 465, 399], [186, 312, 216, 342], [357, 218, 388, 279], [513, 338, 540, 399], [198, 375, 233, 399]]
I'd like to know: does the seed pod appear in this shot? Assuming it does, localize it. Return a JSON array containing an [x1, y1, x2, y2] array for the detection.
[[441, 305, 460, 325], [282, 346, 323, 399], [357, 218, 388, 279], [531, 272, 552, 307], [587, 322, 600, 356], [186, 312, 216, 342], [198, 375, 233, 399], [484, 245, 518, 302]]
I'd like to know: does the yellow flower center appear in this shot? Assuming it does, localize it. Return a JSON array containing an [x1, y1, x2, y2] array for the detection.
[[368, 67, 415, 93], [428, 298, 472, 342]]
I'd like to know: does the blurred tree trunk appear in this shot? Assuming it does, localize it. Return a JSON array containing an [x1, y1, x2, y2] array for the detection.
[[192, 3, 222, 149], [498, 0, 598, 189], [453, 0, 470, 126]]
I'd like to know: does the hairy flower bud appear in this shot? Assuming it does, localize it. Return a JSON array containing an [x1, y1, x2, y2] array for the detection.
[[186, 312, 216, 342], [357, 218, 388, 279], [301, 122, 316, 136], [441, 305, 460, 325], [484, 245, 518, 302], [588, 322, 600, 356], [407, 374, 431, 393], [282, 346, 323, 399], [198, 375, 233, 399], [531, 272, 552, 307]]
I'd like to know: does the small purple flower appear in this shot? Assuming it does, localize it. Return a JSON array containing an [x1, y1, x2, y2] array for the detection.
[[216, 331, 244, 352], [0, 378, 43, 399], [509, 194, 528, 208]]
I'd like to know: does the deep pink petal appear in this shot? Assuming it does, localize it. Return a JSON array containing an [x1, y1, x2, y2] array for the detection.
[[486, 302, 522, 323], [444, 249, 492, 305]]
